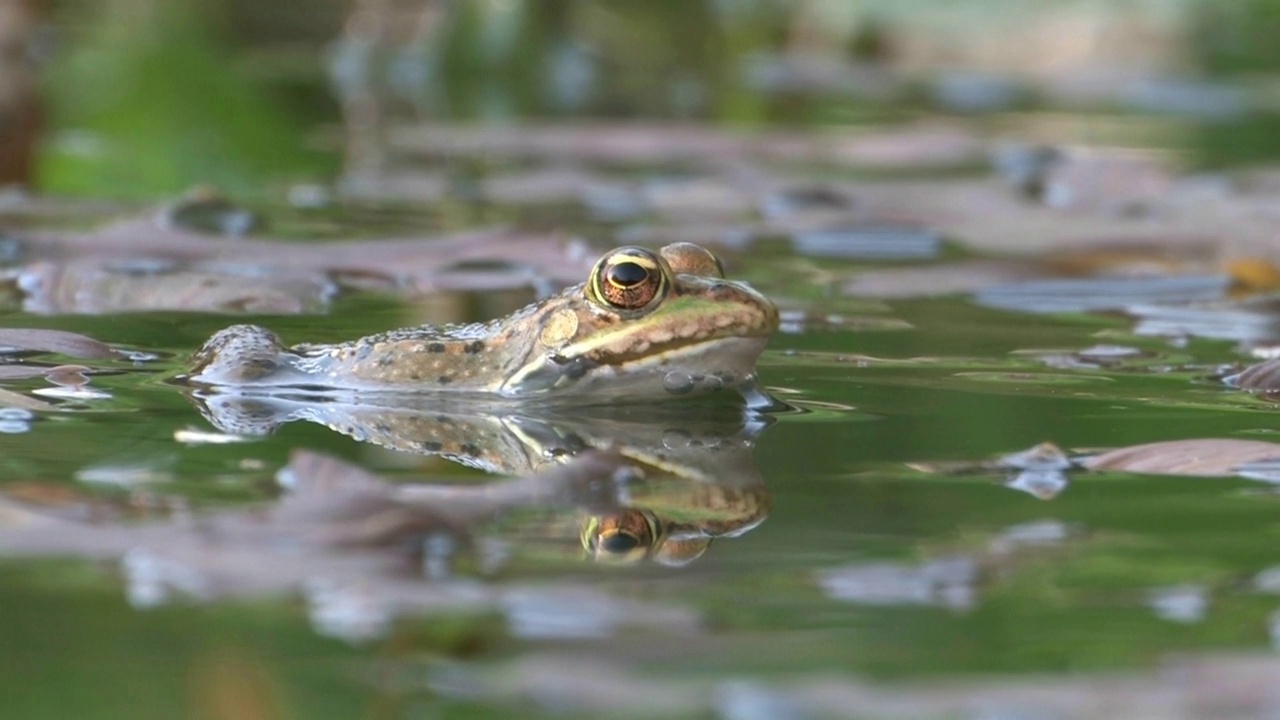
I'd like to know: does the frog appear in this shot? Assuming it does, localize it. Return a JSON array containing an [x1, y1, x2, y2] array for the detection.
[[184, 242, 779, 402]]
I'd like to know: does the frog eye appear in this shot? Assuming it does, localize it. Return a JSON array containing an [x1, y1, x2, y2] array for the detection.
[[589, 247, 668, 310]]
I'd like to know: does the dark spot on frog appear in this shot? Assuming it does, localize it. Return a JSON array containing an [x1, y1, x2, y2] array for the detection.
[[437, 375, 452, 385], [376, 356, 393, 367], [436, 415, 451, 424], [550, 354, 597, 381], [428, 342, 446, 353], [460, 443, 482, 456], [465, 341, 484, 354], [422, 441, 443, 452]]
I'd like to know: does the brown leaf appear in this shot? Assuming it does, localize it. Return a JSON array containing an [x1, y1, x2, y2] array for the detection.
[[384, 121, 987, 170], [0, 386, 59, 411], [43, 364, 91, 387], [21, 220, 592, 295], [0, 365, 52, 380], [843, 260, 1041, 298], [18, 260, 336, 315], [0, 328, 122, 359], [1083, 438, 1280, 477], [1231, 357, 1280, 391]]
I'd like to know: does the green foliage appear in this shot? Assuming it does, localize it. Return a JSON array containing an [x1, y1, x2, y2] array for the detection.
[[39, 0, 332, 198], [1191, 0, 1280, 75]]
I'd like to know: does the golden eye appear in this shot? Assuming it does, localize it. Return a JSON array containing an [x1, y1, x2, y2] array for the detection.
[[588, 247, 668, 310]]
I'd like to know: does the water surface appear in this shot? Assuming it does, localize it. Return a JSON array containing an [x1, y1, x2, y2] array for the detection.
[[2, 201, 1279, 718]]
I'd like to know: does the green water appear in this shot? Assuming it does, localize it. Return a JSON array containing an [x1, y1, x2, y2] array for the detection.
[[14, 0, 1280, 716], [1, 234, 1278, 717]]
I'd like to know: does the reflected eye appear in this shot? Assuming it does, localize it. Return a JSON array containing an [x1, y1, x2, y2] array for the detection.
[[588, 247, 668, 310], [599, 531, 641, 554], [582, 511, 661, 563]]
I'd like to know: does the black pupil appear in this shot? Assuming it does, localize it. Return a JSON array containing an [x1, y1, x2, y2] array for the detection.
[[609, 261, 649, 287], [601, 532, 641, 553]]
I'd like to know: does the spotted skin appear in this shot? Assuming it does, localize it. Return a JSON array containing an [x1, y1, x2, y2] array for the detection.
[[186, 243, 778, 401]]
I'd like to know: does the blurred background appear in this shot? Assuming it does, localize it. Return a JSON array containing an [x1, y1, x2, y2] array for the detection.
[[7, 0, 1280, 197]]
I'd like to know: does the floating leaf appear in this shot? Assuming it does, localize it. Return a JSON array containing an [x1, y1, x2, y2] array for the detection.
[[1083, 438, 1280, 477], [974, 275, 1232, 314], [22, 219, 591, 297], [0, 366, 53, 380], [1228, 357, 1280, 391], [0, 329, 122, 359]]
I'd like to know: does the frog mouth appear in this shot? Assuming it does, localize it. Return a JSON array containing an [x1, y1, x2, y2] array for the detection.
[[580, 333, 748, 367], [503, 336, 769, 397]]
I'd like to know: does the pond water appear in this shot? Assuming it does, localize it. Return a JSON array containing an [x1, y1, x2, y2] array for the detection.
[[9, 0, 1280, 714], [2, 186, 1280, 718]]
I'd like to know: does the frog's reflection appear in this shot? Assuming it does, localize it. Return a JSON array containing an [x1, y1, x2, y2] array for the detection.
[[188, 389, 773, 565]]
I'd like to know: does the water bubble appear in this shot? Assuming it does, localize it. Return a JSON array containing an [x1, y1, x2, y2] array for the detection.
[[662, 428, 694, 450], [663, 371, 695, 394]]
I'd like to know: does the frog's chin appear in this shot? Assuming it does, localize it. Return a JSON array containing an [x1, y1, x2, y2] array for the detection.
[[505, 336, 770, 402]]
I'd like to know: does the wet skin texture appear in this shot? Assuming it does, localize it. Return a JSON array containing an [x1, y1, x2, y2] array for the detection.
[[186, 243, 779, 402]]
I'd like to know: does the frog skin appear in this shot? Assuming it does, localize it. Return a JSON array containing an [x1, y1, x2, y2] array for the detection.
[[188, 390, 772, 566], [184, 243, 779, 402]]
